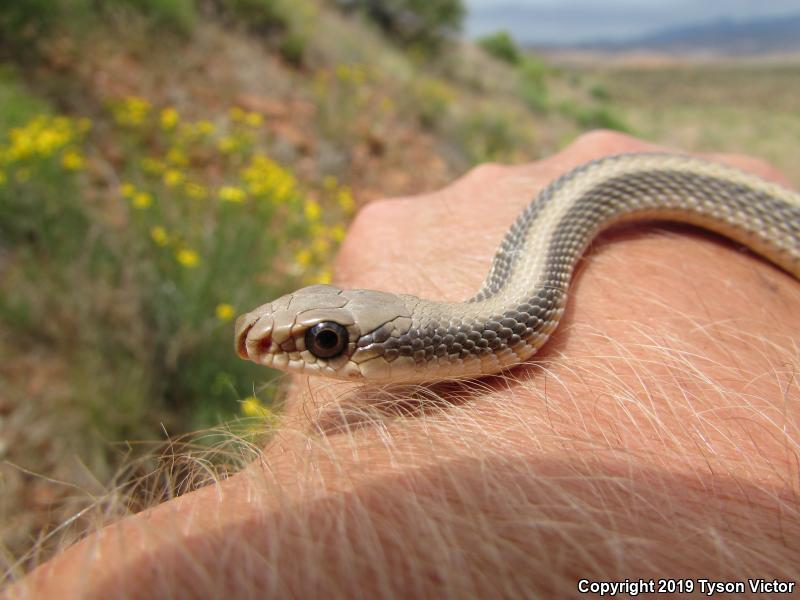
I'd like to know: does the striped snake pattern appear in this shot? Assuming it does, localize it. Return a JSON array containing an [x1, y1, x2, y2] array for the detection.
[[235, 153, 800, 382]]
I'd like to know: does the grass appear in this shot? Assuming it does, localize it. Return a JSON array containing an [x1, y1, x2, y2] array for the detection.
[[0, 67, 51, 130], [563, 60, 800, 186]]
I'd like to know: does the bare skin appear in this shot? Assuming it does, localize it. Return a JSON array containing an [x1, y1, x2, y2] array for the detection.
[[9, 131, 800, 598]]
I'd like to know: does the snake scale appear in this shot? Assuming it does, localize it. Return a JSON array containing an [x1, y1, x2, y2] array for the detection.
[[235, 153, 800, 382]]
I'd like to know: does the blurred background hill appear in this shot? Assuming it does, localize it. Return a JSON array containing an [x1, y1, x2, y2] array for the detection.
[[1, 0, 799, 581], [577, 14, 800, 56]]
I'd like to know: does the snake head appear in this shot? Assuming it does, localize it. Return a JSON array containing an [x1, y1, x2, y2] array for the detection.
[[235, 284, 413, 381]]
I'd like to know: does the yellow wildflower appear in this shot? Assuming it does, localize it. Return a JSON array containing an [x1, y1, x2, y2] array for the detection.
[[111, 96, 151, 127], [176, 248, 199, 268], [229, 106, 246, 122], [219, 185, 246, 203], [335, 64, 349, 81], [163, 169, 184, 187], [120, 182, 136, 198], [166, 147, 188, 167], [312, 237, 330, 255], [330, 224, 347, 242], [315, 269, 333, 285], [218, 136, 238, 154], [240, 395, 271, 418], [141, 157, 165, 175], [244, 112, 263, 127], [61, 149, 86, 170], [308, 223, 325, 239], [215, 303, 235, 322], [241, 154, 297, 201], [37, 130, 66, 155], [7, 115, 76, 161], [335, 64, 367, 85], [184, 182, 208, 199], [160, 107, 179, 130], [132, 191, 153, 209], [304, 200, 321, 221], [150, 226, 169, 246], [196, 120, 215, 136], [336, 187, 355, 213], [295, 249, 313, 267]]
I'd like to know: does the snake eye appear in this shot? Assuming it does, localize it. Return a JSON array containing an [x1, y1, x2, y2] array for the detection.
[[305, 322, 349, 359]]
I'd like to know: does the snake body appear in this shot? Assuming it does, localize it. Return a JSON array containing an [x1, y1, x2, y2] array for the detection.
[[235, 153, 800, 382]]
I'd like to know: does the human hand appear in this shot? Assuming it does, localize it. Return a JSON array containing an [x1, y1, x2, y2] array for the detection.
[[15, 132, 799, 599]]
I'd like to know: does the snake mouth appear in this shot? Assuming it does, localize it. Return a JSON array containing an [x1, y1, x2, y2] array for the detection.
[[235, 313, 274, 363], [235, 323, 253, 359]]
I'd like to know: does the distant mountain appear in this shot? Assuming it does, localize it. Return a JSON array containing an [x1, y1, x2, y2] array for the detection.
[[579, 14, 800, 55]]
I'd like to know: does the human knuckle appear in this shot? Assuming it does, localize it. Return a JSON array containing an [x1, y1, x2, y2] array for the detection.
[[464, 162, 509, 183], [571, 129, 638, 150], [349, 197, 405, 230]]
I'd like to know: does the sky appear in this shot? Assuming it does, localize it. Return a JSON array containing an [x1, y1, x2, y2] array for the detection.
[[463, 0, 800, 44]]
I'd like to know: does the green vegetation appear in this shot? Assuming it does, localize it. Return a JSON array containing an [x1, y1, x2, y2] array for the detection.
[[478, 30, 521, 65], [0, 96, 352, 440], [0, 0, 197, 48], [213, 0, 317, 64], [518, 55, 549, 111], [558, 101, 631, 133], [0, 67, 50, 129], [334, 0, 465, 51], [459, 105, 535, 163]]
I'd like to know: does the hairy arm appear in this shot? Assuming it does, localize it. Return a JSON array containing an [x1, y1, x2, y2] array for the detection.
[[11, 132, 800, 598]]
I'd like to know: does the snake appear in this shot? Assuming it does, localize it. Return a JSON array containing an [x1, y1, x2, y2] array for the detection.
[[235, 153, 800, 383]]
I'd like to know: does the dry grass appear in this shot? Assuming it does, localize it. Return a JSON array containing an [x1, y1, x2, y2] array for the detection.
[[557, 57, 800, 187]]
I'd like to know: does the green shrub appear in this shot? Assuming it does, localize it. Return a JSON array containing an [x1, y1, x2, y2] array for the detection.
[[105, 98, 350, 427], [559, 101, 631, 133], [313, 63, 376, 142], [219, 0, 292, 33], [589, 83, 611, 101], [477, 30, 520, 65], [459, 107, 531, 164], [334, 0, 465, 50], [519, 56, 549, 111], [578, 107, 629, 132], [111, 0, 197, 34], [215, 0, 314, 65], [0, 0, 62, 53], [414, 77, 455, 128], [279, 31, 307, 66], [1, 98, 353, 440], [0, 114, 90, 250], [0, 67, 51, 132], [0, 0, 196, 55]]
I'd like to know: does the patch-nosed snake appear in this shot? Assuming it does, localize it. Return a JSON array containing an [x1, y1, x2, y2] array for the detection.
[[235, 153, 800, 382]]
